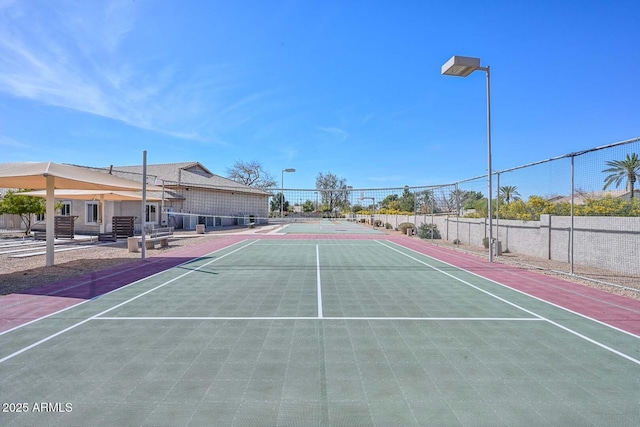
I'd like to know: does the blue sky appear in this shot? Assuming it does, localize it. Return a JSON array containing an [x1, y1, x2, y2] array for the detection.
[[0, 0, 638, 194]]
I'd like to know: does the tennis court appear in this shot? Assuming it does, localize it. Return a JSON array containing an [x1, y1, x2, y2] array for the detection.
[[1, 228, 639, 426], [277, 220, 385, 235]]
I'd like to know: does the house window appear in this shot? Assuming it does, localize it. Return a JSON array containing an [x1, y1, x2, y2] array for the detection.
[[35, 213, 45, 222], [146, 203, 158, 224], [86, 202, 100, 224], [60, 201, 71, 216]]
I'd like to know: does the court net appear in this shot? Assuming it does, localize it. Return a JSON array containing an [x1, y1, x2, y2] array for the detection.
[[163, 184, 459, 228]]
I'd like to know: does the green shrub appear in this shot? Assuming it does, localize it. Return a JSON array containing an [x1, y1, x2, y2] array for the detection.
[[373, 219, 383, 227], [453, 239, 461, 245], [418, 223, 441, 239], [385, 222, 393, 229], [482, 237, 490, 248], [398, 222, 415, 235]]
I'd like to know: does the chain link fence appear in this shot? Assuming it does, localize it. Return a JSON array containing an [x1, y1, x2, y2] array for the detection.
[[2, 138, 637, 291]]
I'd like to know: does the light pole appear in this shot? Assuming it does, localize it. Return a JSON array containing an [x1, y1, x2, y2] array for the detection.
[[347, 186, 353, 220], [281, 168, 295, 218], [362, 196, 375, 228], [442, 55, 494, 262]]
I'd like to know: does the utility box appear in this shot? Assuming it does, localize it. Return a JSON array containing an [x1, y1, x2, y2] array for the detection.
[[196, 224, 205, 234], [492, 240, 503, 256], [127, 237, 139, 253]]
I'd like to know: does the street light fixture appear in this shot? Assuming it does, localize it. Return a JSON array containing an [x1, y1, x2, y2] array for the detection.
[[281, 168, 295, 218], [442, 55, 494, 262]]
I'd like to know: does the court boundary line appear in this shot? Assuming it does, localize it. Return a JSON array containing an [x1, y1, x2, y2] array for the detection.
[[0, 240, 253, 337], [316, 244, 323, 318], [0, 258, 177, 337], [1, 257, 170, 313], [376, 241, 547, 318], [250, 242, 377, 245], [385, 239, 640, 339], [377, 239, 640, 366], [0, 299, 93, 338], [415, 242, 640, 316], [0, 240, 257, 364], [94, 316, 542, 321]]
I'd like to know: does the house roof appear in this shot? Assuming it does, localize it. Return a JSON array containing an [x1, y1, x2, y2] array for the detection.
[[98, 162, 270, 196], [0, 161, 163, 191]]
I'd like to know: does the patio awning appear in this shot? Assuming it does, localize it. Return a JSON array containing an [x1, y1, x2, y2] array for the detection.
[[0, 162, 163, 266], [18, 189, 166, 201]]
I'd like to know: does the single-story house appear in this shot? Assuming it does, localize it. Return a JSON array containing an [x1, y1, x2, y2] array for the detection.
[[101, 162, 271, 231], [6, 162, 271, 235]]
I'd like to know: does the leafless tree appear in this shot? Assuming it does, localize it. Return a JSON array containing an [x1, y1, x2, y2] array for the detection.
[[316, 172, 349, 215], [226, 160, 277, 188]]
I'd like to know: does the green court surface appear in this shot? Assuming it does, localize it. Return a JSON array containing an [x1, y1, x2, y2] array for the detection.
[[1, 239, 638, 426], [278, 219, 385, 234]]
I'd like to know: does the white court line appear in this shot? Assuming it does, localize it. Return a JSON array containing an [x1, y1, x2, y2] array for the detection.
[[0, 257, 180, 337], [95, 316, 542, 321], [387, 240, 640, 339], [0, 300, 94, 338], [383, 239, 640, 340], [0, 238, 253, 336], [251, 243, 375, 246], [0, 240, 258, 364], [376, 240, 640, 366], [316, 244, 323, 319]]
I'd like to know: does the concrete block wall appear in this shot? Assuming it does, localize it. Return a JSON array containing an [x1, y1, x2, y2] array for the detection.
[[359, 213, 640, 276]]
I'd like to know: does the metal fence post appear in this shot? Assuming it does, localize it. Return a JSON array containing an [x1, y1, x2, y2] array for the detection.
[[570, 155, 575, 275]]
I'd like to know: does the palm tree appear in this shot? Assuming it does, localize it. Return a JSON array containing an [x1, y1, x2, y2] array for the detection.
[[499, 185, 521, 205], [602, 153, 640, 199]]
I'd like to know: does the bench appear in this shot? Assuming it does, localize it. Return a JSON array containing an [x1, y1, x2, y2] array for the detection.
[[128, 227, 174, 252], [33, 231, 46, 241], [144, 227, 174, 249]]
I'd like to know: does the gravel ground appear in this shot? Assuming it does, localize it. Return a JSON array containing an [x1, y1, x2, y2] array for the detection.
[[420, 238, 640, 300], [0, 230, 232, 296], [1, 228, 638, 301]]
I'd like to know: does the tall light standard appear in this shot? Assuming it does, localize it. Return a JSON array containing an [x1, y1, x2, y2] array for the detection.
[[442, 55, 494, 262], [362, 196, 375, 228], [281, 168, 295, 218], [347, 186, 353, 220]]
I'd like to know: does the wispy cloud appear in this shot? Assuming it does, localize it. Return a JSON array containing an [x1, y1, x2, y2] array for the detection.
[[279, 147, 298, 161], [0, 0, 263, 144], [0, 135, 29, 148], [361, 112, 376, 126], [317, 126, 349, 141]]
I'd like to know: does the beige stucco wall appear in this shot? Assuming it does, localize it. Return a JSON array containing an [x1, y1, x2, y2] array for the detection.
[[56, 187, 269, 234]]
